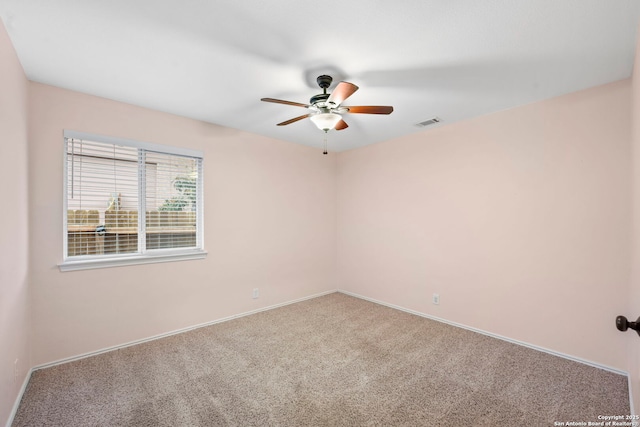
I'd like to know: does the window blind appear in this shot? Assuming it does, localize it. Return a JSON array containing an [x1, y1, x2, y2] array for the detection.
[[64, 136, 202, 261], [145, 151, 199, 250]]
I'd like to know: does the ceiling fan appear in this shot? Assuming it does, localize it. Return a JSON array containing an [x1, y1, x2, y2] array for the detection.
[[261, 75, 393, 132]]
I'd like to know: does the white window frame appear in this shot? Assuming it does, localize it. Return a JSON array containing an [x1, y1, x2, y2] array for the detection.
[[59, 130, 206, 272]]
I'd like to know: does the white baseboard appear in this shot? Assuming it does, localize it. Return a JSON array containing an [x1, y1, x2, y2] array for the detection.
[[5, 289, 337, 427], [5, 368, 33, 427], [339, 289, 629, 376]]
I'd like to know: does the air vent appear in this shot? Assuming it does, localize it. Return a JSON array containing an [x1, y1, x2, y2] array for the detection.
[[415, 117, 441, 127]]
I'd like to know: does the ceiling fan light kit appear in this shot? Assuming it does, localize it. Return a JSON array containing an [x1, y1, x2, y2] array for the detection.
[[310, 112, 342, 131], [261, 74, 394, 153]]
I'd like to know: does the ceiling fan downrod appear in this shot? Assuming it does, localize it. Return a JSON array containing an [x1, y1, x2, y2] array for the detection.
[[316, 75, 332, 93]]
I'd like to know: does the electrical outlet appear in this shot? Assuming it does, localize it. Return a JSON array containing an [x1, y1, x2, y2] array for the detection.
[[432, 293, 440, 305], [14, 359, 18, 384], [252, 288, 259, 299]]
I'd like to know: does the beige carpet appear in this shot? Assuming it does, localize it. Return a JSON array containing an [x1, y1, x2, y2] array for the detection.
[[12, 292, 629, 426]]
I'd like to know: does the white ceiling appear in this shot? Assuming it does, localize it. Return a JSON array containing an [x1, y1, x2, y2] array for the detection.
[[1, 0, 639, 152]]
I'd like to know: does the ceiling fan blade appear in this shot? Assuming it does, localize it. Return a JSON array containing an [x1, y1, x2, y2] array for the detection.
[[346, 106, 394, 114], [261, 98, 310, 108], [327, 82, 359, 105], [277, 114, 311, 126], [335, 119, 349, 131]]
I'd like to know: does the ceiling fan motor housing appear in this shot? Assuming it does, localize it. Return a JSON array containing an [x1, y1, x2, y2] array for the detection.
[[310, 93, 330, 105]]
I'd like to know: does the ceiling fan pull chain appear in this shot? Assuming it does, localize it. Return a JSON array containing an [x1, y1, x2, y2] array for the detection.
[[323, 132, 328, 155]]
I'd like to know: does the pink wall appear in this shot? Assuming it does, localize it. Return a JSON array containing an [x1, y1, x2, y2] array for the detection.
[[28, 83, 337, 366], [337, 80, 631, 370], [0, 19, 30, 426], [630, 26, 640, 414]]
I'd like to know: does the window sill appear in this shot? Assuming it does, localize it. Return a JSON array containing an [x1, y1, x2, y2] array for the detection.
[[58, 250, 207, 272]]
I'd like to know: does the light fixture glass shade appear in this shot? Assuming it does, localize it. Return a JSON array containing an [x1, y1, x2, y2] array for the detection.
[[310, 113, 341, 131]]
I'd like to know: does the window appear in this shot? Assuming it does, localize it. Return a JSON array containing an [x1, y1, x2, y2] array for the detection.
[[60, 130, 205, 271]]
